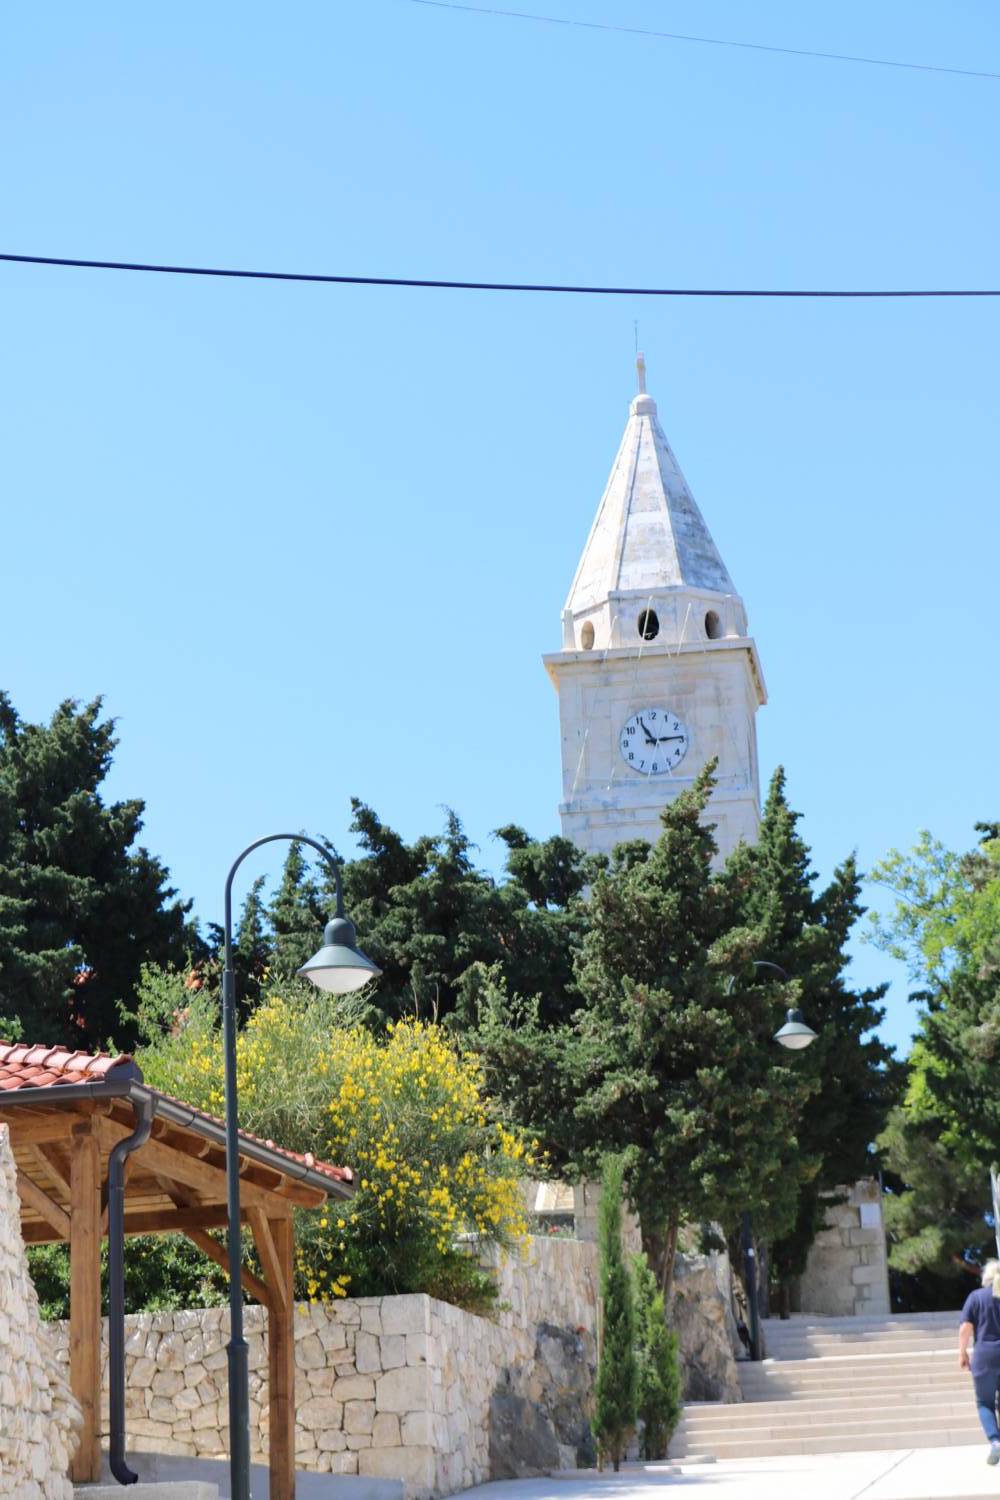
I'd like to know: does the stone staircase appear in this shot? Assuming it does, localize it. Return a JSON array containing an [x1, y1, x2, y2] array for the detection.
[[669, 1311, 983, 1461]]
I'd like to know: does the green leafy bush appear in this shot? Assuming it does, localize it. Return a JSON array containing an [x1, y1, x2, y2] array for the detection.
[[133, 979, 533, 1311], [28, 1237, 228, 1321]]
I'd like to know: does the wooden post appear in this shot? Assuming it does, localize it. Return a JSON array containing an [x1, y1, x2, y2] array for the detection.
[[69, 1122, 102, 1482], [268, 1216, 296, 1500]]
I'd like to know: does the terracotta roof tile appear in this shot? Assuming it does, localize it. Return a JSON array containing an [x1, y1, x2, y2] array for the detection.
[[0, 1040, 352, 1188], [0, 1042, 135, 1092]]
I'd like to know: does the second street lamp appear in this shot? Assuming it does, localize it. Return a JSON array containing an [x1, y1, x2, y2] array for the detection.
[[221, 833, 380, 1500], [727, 960, 817, 1363]]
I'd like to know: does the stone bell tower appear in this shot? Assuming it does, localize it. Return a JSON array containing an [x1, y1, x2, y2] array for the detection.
[[544, 356, 767, 860]]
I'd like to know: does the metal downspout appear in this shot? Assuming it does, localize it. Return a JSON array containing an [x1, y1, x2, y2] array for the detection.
[[108, 1094, 156, 1484]]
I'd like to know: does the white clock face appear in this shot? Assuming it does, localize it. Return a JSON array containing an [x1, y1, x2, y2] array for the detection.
[[619, 708, 689, 776]]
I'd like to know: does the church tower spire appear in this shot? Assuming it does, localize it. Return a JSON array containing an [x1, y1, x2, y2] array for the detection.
[[544, 359, 767, 860]]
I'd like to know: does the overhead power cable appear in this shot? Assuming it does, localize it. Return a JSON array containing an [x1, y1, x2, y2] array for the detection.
[[403, 0, 1000, 81], [2, 253, 999, 298]]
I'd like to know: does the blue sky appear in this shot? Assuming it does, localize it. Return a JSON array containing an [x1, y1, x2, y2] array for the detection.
[[2, 1, 998, 1054]]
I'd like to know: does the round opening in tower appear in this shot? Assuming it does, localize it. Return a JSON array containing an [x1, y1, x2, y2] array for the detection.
[[705, 609, 723, 640], [637, 609, 659, 642], [580, 621, 595, 650]]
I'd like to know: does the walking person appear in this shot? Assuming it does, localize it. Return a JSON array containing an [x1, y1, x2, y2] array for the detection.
[[959, 1260, 1000, 1464]]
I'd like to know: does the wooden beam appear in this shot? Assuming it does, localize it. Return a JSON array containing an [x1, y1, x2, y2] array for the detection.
[[1, 1112, 89, 1145], [248, 1208, 288, 1314], [16, 1169, 71, 1240], [69, 1124, 102, 1482], [95, 1117, 302, 1212], [151, 1171, 273, 1309], [32, 1142, 72, 1199], [268, 1216, 296, 1500], [184, 1226, 273, 1309], [20, 1202, 243, 1243], [96, 1116, 313, 1206]]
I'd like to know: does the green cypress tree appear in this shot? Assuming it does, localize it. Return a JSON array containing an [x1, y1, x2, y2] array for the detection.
[[592, 1154, 637, 1471], [632, 1253, 682, 1460]]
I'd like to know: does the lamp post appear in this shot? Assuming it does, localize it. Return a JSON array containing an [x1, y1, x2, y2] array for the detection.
[[222, 833, 380, 1500], [727, 960, 817, 1363]]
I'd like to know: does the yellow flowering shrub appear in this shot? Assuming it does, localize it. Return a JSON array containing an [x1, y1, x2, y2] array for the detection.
[[136, 981, 533, 1311]]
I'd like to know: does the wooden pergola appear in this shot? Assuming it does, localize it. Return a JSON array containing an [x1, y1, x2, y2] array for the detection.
[[0, 1043, 353, 1499]]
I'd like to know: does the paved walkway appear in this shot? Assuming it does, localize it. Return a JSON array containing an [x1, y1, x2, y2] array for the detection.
[[459, 1445, 1000, 1500]]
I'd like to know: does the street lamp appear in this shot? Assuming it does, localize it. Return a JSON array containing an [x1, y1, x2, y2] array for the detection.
[[774, 1008, 819, 1051], [727, 960, 817, 1363], [221, 833, 380, 1500]]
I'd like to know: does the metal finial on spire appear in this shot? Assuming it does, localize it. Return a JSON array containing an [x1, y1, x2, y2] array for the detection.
[[636, 352, 647, 394]]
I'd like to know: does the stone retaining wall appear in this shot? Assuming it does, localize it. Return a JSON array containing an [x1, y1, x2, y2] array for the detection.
[[0, 1124, 80, 1500], [49, 1237, 598, 1498], [795, 1180, 891, 1317]]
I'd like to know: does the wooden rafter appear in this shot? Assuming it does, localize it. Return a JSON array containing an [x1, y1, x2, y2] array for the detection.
[[16, 1168, 71, 1240], [31, 1142, 72, 1198], [153, 1171, 274, 1309], [248, 1207, 288, 1314], [93, 1119, 299, 1213], [1, 1112, 90, 1145]]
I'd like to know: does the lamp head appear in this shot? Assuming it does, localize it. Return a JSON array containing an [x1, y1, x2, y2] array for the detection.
[[298, 915, 381, 995], [774, 1007, 818, 1051]]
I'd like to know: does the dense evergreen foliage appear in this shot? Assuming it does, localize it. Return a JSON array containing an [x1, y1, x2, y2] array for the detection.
[[592, 1155, 637, 1471], [0, 694, 198, 1048], [870, 822, 1000, 1298], [722, 770, 897, 1299], [469, 766, 894, 1301]]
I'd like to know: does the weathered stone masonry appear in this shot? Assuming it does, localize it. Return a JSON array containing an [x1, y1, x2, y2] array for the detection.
[[47, 1236, 600, 1499], [0, 1124, 80, 1500]]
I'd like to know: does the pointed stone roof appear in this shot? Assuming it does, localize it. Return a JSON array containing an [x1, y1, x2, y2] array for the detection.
[[566, 357, 735, 614]]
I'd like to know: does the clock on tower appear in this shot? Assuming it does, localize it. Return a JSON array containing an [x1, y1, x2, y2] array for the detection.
[[543, 356, 766, 862]]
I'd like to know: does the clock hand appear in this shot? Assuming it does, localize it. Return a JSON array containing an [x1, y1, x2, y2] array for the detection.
[[638, 717, 657, 745], [656, 734, 685, 742]]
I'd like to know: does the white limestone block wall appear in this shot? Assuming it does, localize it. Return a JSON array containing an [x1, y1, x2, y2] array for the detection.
[[48, 1236, 599, 1499], [796, 1180, 891, 1317], [0, 1123, 80, 1500]]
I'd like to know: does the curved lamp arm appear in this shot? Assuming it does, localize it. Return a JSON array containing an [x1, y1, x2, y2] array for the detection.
[[725, 958, 790, 995], [223, 831, 344, 966]]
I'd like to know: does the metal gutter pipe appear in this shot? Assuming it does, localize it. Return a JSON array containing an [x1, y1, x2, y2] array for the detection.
[[108, 1092, 156, 1485]]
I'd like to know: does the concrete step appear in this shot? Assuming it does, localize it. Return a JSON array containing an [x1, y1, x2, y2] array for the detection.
[[738, 1375, 970, 1400], [669, 1425, 983, 1461], [761, 1331, 957, 1352], [762, 1327, 957, 1345], [760, 1312, 958, 1330], [674, 1309, 976, 1463], [740, 1351, 958, 1381], [676, 1399, 976, 1433]]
